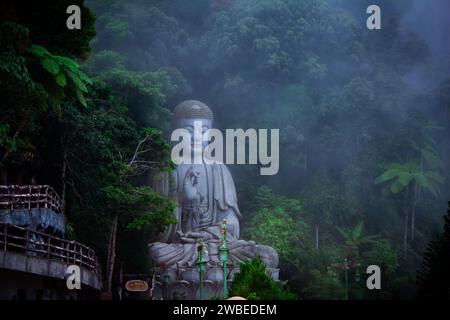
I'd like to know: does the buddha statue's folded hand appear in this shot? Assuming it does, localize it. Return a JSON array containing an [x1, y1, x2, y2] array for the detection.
[[176, 230, 213, 243]]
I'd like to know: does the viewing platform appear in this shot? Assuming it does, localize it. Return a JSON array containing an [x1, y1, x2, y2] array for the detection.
[[0, 185, 65, 236], [0, 185, 102, 299]]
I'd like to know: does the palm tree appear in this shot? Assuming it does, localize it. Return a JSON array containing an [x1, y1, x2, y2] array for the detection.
[[336, 221, 380, 257], [375, 160, 443, 257], [408, 141, 444, 240]]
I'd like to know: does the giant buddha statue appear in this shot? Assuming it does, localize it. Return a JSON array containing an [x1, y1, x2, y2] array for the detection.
[[147, 100, 278, 299]]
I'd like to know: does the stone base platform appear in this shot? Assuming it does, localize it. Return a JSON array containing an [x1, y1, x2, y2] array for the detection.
[[151, 266, 279, 300]]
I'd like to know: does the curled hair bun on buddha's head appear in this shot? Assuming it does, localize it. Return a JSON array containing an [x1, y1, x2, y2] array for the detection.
[[173, 100, 213, 121]]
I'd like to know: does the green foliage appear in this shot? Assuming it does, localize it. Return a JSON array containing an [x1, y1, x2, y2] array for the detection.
[[103, 184, 176, 231], [417, 202, 450, 299], [252, 185, 301, 215], [230, 257, 297, 300], [83, 50, 175, 128], [362, 240, 399, 275], [375, 161, 444, 197], [302, 269, 345, 300], [244, 186, 307, 266], [60, 82, 175, 270], [29, 44, 92, 108], [2, 1, 96, 58], [0, 22, 48, 167], [60, 82, 137, 250], [0, 19, 95, 169], [336, 221, 381, 256], [247, 207, 303, 265]]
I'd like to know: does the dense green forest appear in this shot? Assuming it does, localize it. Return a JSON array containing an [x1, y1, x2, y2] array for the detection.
[[1, 0, 449, 299]]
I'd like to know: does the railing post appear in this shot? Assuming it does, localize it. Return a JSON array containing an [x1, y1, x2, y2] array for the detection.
[[72, 242, 76, 264], [3, 224, 7, 252], [47, 236, 51, 259], [10, 186, 13, 211], [28, 185, 31, 210], [65, 242, 70, 263], [45, 186, 48, 209], [0, 220, 100, 275], [74, 243, 77, 264], [25, 229, 29, 256], [1, 185, 62, 214], [90, 250, 94, 269]]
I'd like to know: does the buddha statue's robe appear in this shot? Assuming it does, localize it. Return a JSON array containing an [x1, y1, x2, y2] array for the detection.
[[148, 162, 278, 269]]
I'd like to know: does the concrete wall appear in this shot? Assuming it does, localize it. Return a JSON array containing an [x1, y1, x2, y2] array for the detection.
[[0, 250, 101, 299], [0, 268, 101, 300]]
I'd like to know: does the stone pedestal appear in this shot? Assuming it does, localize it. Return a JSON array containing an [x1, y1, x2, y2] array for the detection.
[[151, 266, 279, 300]]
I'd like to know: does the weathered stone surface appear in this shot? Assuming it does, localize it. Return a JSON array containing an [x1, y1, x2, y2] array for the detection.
[[149, 239, 278, 269], [151, 266, 279, 300], [0, 208, 66, 237]]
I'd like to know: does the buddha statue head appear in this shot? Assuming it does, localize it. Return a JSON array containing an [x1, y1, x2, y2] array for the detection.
[[172, 100, 214, 156]]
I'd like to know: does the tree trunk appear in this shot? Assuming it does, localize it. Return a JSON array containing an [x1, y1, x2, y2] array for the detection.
[[411, 182, 418, 241], [315, 225, 319, 250], [61, 144, 68, 212], [403, 209, 409, 258], [304, 144, 308, 175], [0, 168, 7, 184], [106, 211, 118, 293], [118, 265, 123, 301]]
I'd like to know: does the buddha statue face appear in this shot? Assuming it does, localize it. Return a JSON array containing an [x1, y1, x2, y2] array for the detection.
[[172, 100, 214, 157], [174, 118, 212, 150]]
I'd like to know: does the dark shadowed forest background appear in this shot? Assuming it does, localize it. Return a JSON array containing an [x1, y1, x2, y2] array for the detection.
[[1, 0, 450, 299]]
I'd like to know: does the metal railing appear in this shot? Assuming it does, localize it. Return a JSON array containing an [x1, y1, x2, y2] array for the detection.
[[0, 222, 100, 273], [0, 185, 62, 213]]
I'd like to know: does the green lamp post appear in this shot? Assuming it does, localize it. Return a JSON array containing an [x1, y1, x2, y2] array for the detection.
[[196, 239, 208, 300], [218, 219, 230, 298], [344, 258, 349, 301], [333, 258, 361, 300]]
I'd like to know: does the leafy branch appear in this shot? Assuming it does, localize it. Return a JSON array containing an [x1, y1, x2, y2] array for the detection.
[[28, 44, 92, 109]]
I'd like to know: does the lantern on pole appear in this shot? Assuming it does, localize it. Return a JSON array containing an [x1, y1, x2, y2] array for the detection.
[[196, 239, 208, 300], [332, 257, 360, 300], [218, 219, 230, 298]]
